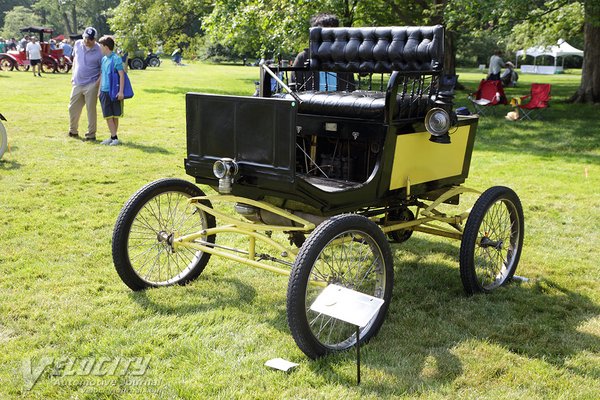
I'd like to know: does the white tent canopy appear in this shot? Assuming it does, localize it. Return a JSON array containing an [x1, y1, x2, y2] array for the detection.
[[515, 39, 583, 73], [516, 39, 584, 60]]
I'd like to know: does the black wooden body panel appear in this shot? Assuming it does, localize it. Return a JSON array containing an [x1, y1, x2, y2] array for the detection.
[[185, 93, 296, 185], [185, 93, 478, 216]]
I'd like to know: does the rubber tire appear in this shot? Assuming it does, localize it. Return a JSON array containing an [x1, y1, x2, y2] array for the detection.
[[112, 178, 215, 291], [17, 64, 30, 72], [130, 58, 144, 70], [57, 61, 71, 73], [148, 57, 161, 67], [41, 58, 57, 73], [287, 214, 394, 359], [459, 186, 524, 295], [0, 121, 7, 159], [0, 57, 15, 71]]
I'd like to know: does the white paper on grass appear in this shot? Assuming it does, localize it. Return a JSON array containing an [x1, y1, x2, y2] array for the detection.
[[265, 358, 299, 372]]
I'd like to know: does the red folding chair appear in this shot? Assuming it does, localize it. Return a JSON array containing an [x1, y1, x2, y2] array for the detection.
[[518, 83, 551, 120], [468, 79, 508, 116]]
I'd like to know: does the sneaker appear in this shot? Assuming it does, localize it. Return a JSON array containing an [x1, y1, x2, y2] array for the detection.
[[101, 138, 120, 146], [68, 132, 79, 138], [84, 133, 96, 141], [84, 135, 97, 141]]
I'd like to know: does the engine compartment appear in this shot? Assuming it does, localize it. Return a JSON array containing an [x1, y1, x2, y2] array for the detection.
[[294, 115, 387, 187]]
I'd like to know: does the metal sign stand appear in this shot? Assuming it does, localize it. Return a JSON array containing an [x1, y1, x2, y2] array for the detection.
[[310, 284, 385, 385]]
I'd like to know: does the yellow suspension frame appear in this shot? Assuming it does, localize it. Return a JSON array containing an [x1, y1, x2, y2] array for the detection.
[[173, 195, 314, 277], [171, 186, 480, 279]]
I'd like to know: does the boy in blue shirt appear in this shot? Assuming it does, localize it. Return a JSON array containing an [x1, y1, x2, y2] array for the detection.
[[98, 35, 125, 145]]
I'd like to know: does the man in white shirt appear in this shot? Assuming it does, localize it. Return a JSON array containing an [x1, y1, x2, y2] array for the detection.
[[26, 36, 42, 77]]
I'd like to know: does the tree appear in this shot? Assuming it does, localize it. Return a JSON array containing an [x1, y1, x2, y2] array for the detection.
[[32, 0, 120, 36], [0, 0, 33, 29], [446, 0, 597, 103], [203, 0, 326, 59], [570, 0, 599, 103], [109, 0, 211, 52], [1, 6, 40, 39]]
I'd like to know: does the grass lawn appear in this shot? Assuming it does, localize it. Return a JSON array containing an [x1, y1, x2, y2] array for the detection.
[[1, 62, 599, 399]]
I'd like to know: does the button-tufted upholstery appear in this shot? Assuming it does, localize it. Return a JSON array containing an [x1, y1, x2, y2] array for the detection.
[[288, 25, 445, 121], [292, 91, 432, 120], [309, 26, 444, 74]]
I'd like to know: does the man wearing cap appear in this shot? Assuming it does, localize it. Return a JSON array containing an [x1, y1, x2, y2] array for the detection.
[[68, 27, 103, 140]]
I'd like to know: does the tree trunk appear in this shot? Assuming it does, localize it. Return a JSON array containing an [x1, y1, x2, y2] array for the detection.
[[61, 12, 73, 35], [442, 29, 465, 90], [71, 5, 78, 35], [569, 9, 600, 103], [443, 30, 456, 76]]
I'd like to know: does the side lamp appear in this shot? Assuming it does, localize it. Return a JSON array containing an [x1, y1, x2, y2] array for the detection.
[[425, 107, 452, 144], [213, 158, 239, 194]]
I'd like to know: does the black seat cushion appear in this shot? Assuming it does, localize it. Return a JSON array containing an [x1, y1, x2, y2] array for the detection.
[[291, 91, 432, 120], [309, 26, 444, 74]]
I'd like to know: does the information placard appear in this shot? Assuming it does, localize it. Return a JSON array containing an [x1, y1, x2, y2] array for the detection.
[[310, 284, 384, 328]]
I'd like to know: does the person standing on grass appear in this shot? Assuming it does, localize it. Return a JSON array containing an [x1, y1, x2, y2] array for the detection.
[[487, 49, 506, 81], [98, 35, 124, 146], [26, 36, 42, 77], [68, 27, 103, 141]]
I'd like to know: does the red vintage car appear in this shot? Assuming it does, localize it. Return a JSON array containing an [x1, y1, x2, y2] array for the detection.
[[0, 26, 71, 73]]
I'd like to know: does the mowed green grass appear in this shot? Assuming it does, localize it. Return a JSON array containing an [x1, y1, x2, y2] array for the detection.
[[1, 62, 599, 399]]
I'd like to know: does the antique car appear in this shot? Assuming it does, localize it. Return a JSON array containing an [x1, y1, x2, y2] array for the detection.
[[0, 26, 71, 73], [127, 50, 161, 70], [111, 25, 524, 359]]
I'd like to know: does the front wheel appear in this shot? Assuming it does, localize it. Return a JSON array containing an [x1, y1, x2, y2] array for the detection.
[[459, 186, 524, 295], [287, 214, 394, 359], [16, 63, 29, 72], [112, 178, 216, 291], [0, 57, 15, 71]]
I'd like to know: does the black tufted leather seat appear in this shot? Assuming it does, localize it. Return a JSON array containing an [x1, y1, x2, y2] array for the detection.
[[293, 91, 433, 120], [309, 26, 444, 74], [293, 26, 444, 121]]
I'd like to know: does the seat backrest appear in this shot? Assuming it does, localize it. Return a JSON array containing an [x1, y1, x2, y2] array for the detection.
[[528, 83, 551, 107], [308, 25, 444, 74], [476, 79, 507, 105]]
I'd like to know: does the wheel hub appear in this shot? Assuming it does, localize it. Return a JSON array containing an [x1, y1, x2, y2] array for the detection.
[[480, 236, 503, 250], [157, 231, 174, 246]]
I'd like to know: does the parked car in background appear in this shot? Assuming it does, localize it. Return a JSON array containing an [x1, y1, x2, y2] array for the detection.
[[127, 49, 160, 70], [0, 26, 71, 73]]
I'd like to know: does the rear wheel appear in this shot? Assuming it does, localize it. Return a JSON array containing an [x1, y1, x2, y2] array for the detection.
[[287, 214, 393, 359], [148, 57, 161, 67], [129, 57, 145, 70], [459, 186, 524, 295], [41, 58, 58, 73], [57, 58, 71, 73], [112, 178, 216, 291], [16, 63, 29, 72]]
